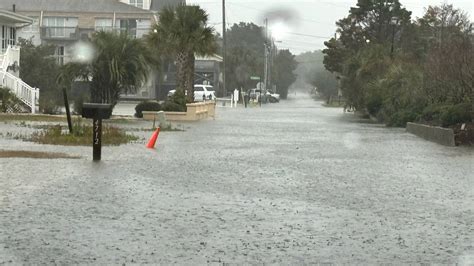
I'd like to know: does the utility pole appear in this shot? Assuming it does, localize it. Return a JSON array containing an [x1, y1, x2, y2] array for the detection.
[[222, 0, 227, 98], [264, 18, 268, 93], [268, 37, 272, 92]]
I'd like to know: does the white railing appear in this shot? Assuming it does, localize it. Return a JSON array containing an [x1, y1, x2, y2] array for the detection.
[[0, 45, 39, 113], [1, 70, 39, 113]]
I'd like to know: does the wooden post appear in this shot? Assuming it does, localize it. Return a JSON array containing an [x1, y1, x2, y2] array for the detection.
[[63, 87, 73, 134], [92, 118, 102, 161]]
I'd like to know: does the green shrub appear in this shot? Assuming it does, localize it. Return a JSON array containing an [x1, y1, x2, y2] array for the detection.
[[169, 89, 187, 107], [0, 87, 20, 112], [419, 104, 449, 123], [134, 101, 161, 118], [440, 103, 472, 127], [161, 101, 186, 112], [162, 89, 187, 112], [386, 109, 419, 127], [366, 93, 383, 116], [39, 90, 62, 114]]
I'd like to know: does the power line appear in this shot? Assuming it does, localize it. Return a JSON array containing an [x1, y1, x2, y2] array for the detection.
[[278, 39, 325, 45], [285, 32, 332, 38]]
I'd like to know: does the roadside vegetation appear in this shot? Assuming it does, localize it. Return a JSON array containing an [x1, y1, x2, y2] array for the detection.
[[18, 39, 62, 114], [316, 1, 473, 128], [0, 87, 21, 112], [30, 122, 138, 146], [0, 150, 80, 159]]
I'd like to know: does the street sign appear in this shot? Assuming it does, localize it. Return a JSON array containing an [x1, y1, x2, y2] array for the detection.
[[250, 76, 261, 80]]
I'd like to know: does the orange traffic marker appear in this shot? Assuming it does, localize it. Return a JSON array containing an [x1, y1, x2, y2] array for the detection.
[[146, 127, 160, 149]]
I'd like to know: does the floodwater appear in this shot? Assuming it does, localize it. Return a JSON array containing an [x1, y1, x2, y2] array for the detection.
[[1, 95, 473, 264]]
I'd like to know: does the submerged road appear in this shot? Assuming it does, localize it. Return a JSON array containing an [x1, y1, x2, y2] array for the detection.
[[1, 95, 473, 264]]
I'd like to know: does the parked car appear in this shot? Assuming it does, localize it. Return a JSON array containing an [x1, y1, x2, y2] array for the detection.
[[194, 84, 216, 101], [266, 91, 280, 103], [167, 85, 216, 101], [167, 89, 176, 98]]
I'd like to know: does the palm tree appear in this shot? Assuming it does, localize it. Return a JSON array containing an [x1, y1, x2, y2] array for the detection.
[[61, 31, 153, 107], [147, 4, 217, 102], [90, 31, 152, 105]]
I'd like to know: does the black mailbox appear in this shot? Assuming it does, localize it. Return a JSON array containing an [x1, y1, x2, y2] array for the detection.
[[82, 103, 113, 119], [81, 103, 113, 161]]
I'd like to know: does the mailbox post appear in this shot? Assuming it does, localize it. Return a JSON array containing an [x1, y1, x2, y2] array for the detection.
[[81, 103, 113, 161]]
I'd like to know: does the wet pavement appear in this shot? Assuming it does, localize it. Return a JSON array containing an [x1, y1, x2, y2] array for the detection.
[[0, 95, 473, 264]]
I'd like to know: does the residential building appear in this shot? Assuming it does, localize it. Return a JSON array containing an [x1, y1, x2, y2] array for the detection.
[[0, 0, 158, 98]]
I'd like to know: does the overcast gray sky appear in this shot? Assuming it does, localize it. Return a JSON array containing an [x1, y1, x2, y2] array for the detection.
[[187, 0, 474, 54]]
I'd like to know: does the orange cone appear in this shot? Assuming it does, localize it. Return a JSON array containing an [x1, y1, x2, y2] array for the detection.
[[146, 127, 160, 149]]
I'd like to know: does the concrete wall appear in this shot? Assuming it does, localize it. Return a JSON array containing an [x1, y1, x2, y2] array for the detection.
[[143, 101, 216, 122], [406, 122, 456, 146]]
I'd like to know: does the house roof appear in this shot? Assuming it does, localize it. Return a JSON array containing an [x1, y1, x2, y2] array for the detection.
[[0, 9, 33, 26], [150, 0, 185, 12], [0, 0, 152, 14]]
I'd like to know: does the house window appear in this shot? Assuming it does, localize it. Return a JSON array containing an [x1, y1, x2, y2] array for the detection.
[[55, 46, 65, 65], [1, 26, 7, 52], [116, 19, 137, 38], [129, 0, 144, 9], [95, 18, 113, 32], [43, 17, 78, 38], [43, 17, 66, 37], [136, 19, 151, 38], [8, 27, 16, 46], [1, 26, 16, 51]]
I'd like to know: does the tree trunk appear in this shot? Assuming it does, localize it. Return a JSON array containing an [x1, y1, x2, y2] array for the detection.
[[175, 52, 188, 97], [184, 52, 195, 103]]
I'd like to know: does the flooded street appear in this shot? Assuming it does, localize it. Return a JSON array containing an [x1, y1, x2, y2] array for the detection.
[[1, 95, 473, 264]]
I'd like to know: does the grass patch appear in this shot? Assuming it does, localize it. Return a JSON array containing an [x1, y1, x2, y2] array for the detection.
[[0, 113, 82, 122], [0, 114, 138, 124], [0, 150, 80, 159], [30, 123, 138, 146]]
